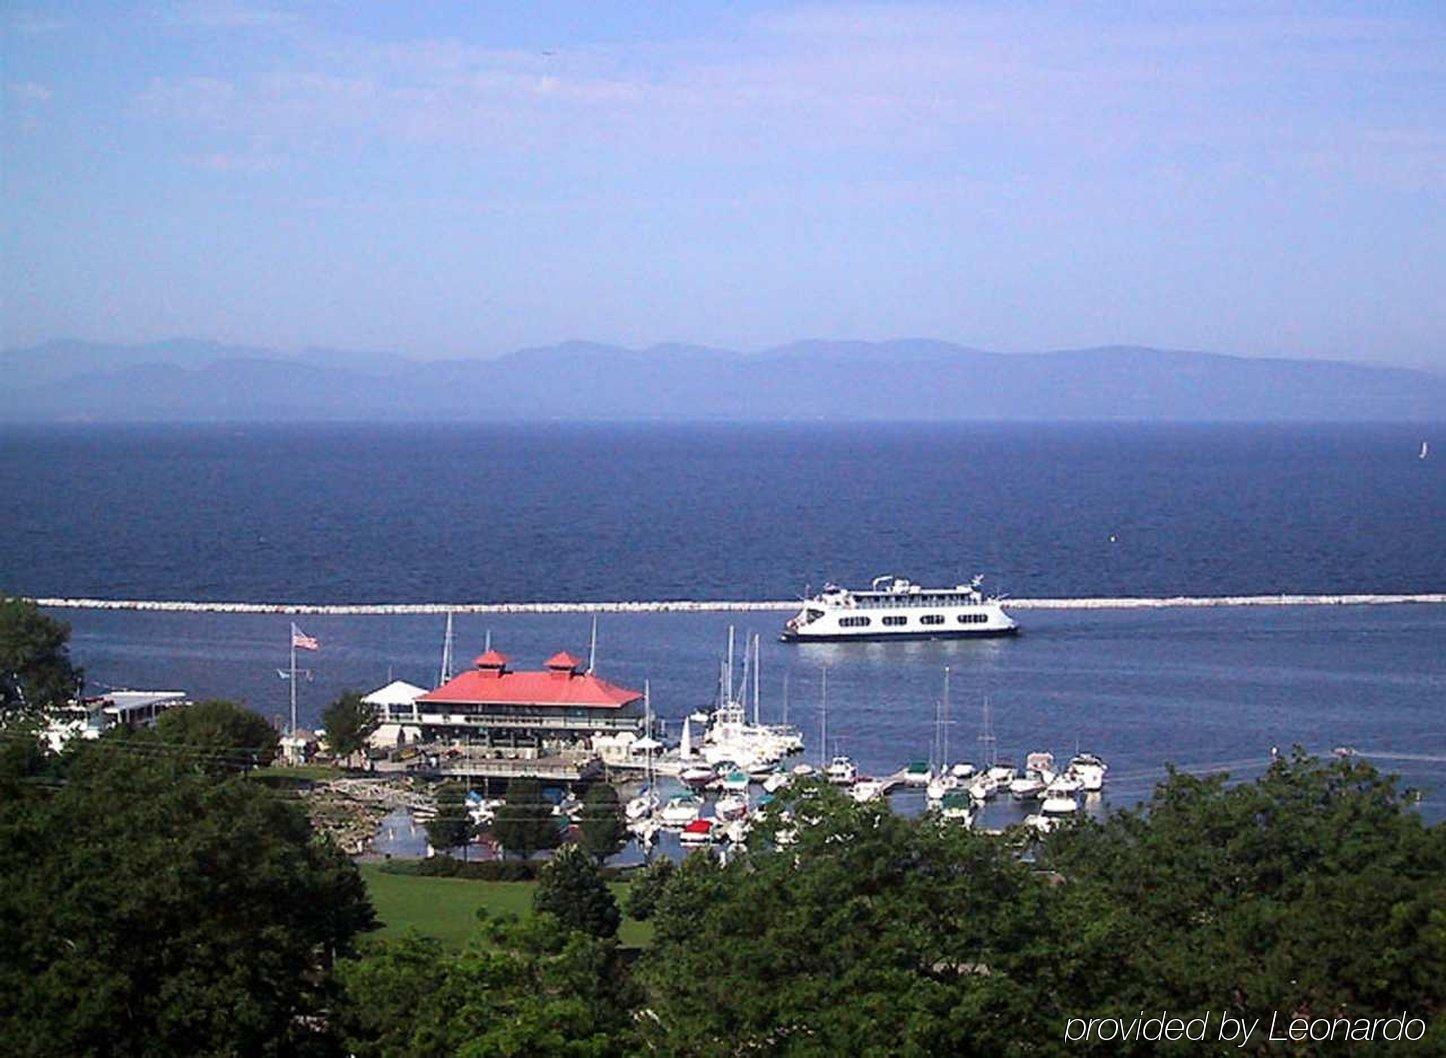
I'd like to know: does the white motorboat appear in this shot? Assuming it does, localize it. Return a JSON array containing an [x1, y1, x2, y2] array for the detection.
[[791, 762, 816, 777], [1041, 794, 1079, 817], [950, 762, 976, 780], [1009, 772, 1046, 798], [762, 772, 790, 793], [782, 575, 1018, 642], [926, 774, 958, 802], [659, 794, 702, 826], [720, 768, 751, 793], [902, 761, 933, 786], [624, 794, 655, 822], [826, 755, 858, 785], [967, 773, 998, 802], [1045, 773, 1083, 797], [986, 765, 1016, 785], [1067, 752, 1108, 792], [850, 777, 888, 802], [680, 764, 716, 788], [715, 793, 749, 821]]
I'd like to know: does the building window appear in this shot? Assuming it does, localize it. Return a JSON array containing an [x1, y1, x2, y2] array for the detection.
[[839, 616, 872, 628], [882, 615, 908, 627], [920, 614, 945, 626]]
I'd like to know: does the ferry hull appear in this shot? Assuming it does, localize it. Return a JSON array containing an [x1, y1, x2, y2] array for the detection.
[[781, 626, 1020, 643]]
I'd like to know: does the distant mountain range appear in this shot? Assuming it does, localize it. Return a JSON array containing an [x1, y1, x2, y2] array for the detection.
[[2, 338, 1442, 422]]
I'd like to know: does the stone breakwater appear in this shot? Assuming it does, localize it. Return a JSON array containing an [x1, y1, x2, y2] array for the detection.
[[29, 593, 1446, 615]]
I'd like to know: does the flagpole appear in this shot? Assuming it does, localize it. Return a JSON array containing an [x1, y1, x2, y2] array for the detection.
[[289, 623, 298, 736]]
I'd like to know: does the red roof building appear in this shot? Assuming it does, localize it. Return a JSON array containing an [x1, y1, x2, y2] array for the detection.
[[412, 646, 644, 749]]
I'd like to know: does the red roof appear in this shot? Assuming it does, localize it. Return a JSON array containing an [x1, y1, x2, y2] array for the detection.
[[420, 650, 641, 710], [474, 649, 509, 669], [545, 651, 582, 671]]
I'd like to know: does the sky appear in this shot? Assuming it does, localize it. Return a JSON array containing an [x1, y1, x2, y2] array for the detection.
[[3, 1, 1444, 369]]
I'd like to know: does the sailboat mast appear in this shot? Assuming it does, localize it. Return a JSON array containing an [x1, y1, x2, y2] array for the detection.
[[439, 610, 455, 686], [587, 615, 598, 672], [942, 666, 951, 766], [752, 634, 761, 725], [726, 626, 735, 704], [819, 666, 828, 767]]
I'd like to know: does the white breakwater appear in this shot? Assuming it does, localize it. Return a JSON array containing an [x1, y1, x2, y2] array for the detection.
[[28, 592, 1446, 615]]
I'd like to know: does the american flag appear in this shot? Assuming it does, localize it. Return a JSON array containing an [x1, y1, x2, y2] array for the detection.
[[291, 624, 320, 651]]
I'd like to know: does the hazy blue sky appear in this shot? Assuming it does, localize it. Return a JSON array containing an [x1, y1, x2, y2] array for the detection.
[[3, 2, 1444, 368]]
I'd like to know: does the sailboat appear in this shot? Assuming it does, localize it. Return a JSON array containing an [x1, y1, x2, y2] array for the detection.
[[1421, 441, 1430, 460]]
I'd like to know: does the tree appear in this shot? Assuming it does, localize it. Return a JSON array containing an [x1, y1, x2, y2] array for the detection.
[[577, 782, 627, 863], [534, 843, 622, 939], [489, 777, 563, 860], [153, 698, 280, 770], [624, 855, 675, 921], [424, 781, 476, 858], [0, 596, 81, 718], [336, 916, 639, 1058], [0, 738, 376, 1057], [321, 690, 377, 764]]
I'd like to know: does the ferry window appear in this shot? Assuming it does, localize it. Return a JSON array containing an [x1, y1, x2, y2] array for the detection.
[[920, 614, 944, 625], [882, 615, 907, 626], [958, 613, 984, 624], [839, 616, 871, 628]]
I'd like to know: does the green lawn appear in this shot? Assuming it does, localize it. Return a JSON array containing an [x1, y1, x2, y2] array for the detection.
[[359, 863, 653, 948]]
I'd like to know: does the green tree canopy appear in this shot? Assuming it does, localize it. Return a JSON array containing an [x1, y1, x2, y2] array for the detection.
[[624, 854, 676, 921], [152, 698, 280, 770], [0, 738, 376, 1057], [336, 915, 638, 1058], [425, 781, 476, 858], [577, 782, 627, 863], [490, 777, 563, 860], [534, 843, 622, 939], [0, 596, 81, 718], [321, 689, 377, 763]]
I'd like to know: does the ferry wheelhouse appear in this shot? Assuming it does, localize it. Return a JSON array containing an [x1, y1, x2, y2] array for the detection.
[[782, 575, 1018, 642]]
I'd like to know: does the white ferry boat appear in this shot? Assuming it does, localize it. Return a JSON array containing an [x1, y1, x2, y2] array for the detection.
[[781, 575, 1018, 642]]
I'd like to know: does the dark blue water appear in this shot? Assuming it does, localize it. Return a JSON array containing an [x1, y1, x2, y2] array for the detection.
[[1, 423, 1441, 601]]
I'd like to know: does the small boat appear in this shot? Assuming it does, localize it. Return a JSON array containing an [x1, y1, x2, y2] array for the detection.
[[949, 762, 976, 780], [1066, 753, 1108, 792], [903, 761, 932, 786], [1040, 794, 1079, 819], [1044, 773, 1083, 796], [722, 818, 751, 844], [679, 764, 716, 788], [715, 793, 749, 821], [850, 777, 888, 802], [986, 764, 1016, 785], [925, 774, 958, 802], [721, 768, 751, 793], [747, 761, 778, 782], [1421, 441, 1430, 460], [762, 771, 789, 793], [680, 818, 716, 846], [659, 794, 702, 826], [624, 794, 655, 821], [939, 791, 974, 823], [1009, 772, 1046, 798], [967, 773, 998, 802], [791, 762, 816, 777], [826, 755, 858, 785]]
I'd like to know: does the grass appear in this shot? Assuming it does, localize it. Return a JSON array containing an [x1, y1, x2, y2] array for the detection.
[[359, 863, 653, 948]]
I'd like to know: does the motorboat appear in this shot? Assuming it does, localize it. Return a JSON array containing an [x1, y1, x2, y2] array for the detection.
[[624, 793, 655, 822], [950, 762, 976, 780], [986, 765, 1016, 785], [680, 818, 715, 846], [939, 791, 974, 824], [826, 755, 858, 785], [967, 774, 998, 801], [715, 793, 749, 821], [762, 771, 790, 794], [926, 774, 958, 802], [679, 764, 717, 788], [903, 761, 932, 786], [850, 777, 888, 802], [721, 768, 751, 793], [1009, 772, 1046, 798], [1045, 773, 1083, 797], [659, 794, 702, 826], [791, 762, 816, 777], [1067, 753, 1108, 792]]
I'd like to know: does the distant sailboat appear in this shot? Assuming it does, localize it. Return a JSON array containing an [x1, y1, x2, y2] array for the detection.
[[1421, 441, 1430, 460]]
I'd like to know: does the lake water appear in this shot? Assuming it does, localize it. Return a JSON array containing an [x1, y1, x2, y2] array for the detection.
[[5, 423, 1443, 817]]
